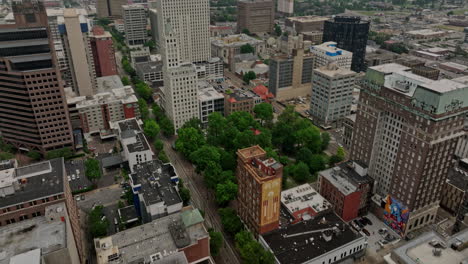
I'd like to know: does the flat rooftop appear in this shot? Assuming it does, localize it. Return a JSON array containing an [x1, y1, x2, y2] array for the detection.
[[369, 63, 411, 74], [311, 41, 353, 57], [0, 216, 66, 264], [135, 61, 163, 74], [314, 63, 356, 77], [286, 16, 329, 23], [419, 79, 467, 93], [0, 158, 64, 209], [96, 75, 124, 93], [131, 160, 180, 207], [118, 119, 141, 134], [261, 211, 364, 264], [211, 34, 263, 47], [98, 208, 206, 263], [199, 86, 224, 101], [281, 183, 330, 216], [319, 162, 372, 196], [127, 133, 150, 153], [392, 229, 468, 264]]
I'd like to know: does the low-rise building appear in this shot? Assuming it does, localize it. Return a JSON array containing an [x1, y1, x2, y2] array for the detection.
[[94, 207, 210, 264], [136, 61, 164, 85], [285, 16, 328, 34], [411, 50, 444, 61], [318, 161, 373, 222], [406, 29, 447, 40], [129, 160, 181, 223], [389, 229, 468, 264], [210, 25, 234, 37], [281, 183, 331, 224], [439, 61, 468, 74], [302, 31, 323, 45], [365, 49, 400, 69], [130, 46, 151, 67], [411, 65, 440, 80], [198, 83, 224, 124], [211, 34, 266, 65], [252, 85, 275, 103], [310, 42, 353, 70], [0, 159, 83, 262], [259, 211, 367, 264], [113, 119, 154, 172], [224, 90, 260, 116]]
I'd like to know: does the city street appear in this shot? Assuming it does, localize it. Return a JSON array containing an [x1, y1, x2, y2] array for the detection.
[[162, 139, 241, 264]]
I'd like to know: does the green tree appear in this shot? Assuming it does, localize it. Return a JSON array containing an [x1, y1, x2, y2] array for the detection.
[[295, 126, 322, 152], [27, 150, 41, 161], [293, 162, 312, 183], [152, 104, 165, 121], [189, 146, 221, 173], [138, 99, 149, 120], [309, 154, 326, 174], [158, 150, 170, 163], [219, 208, 243, 236], [235, 231, 275, 264], [179, 187, 191, 205], [227, 111, 257, 131], [207, 112, 227, 146], [144, 40, 156, 51], [447, 11, 454, 16], [143, 119, 160, 140], [329, 147, 345, 166], [240, 43, 255, 54], [89, 205, 109, 238], [321, 132, 331, 151], [160, 117, 175, 137], [215, 180, 238, 206], [154, 139, 164, 151], [175, 127, 206, 157], [274, 24, 282, 36], [296, 147, 313, 164], [0, 152, 14, 160], [85, 158, 102, 182], [233, 130, 256, 150], [219, 148, 237, 171], [242, 28, 251, 35], [46, 147, 73, 160], [243, 71, 257, 83], [203, 161, 223, 189], [254, 103, 273, 125], [181, 118, 203, 132], [121, 76, 131, 86], [135, 81, 152, 100], [209, 230, 224, 257]]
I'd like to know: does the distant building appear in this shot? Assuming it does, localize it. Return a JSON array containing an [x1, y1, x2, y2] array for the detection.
[[94, 207, 210, 264], [310, 64, 356, 126], [365, 49, 400, 69], [310, 42, 353, 70], [281, 183, 331, 224], [90, 26, 118, 77], [130, 47, 151, 67], [465, 27, 468, 43], [302, 31, 324, 45], [224, 90, 260, 116], [390, 229, 468, 264], [318, 161, 373, 221], [113, 119, 154, 172], [259, 211, 367, 264], [123, 5, 147, 47], [277, 0, 294, 15], [439, 62, 468, 74], [440, 158, 468, 230], [211, 34, 266, 65], [405, 29, 446, 40], [285, 16, 328, 34], [97, 0, 127, 18], [322, 16, 370, 72], [252, 85, 275, 103], [237, 0, 274, 35], [210, 25, 235, 37], [129, 160, 182, 222], [236, 145, 283, 235], [198, 83, 225, 124], [195, 57, 225, 82], [269, 49, 314, 100], [411, 65, 440, 80], [0, 159, 83, 262]]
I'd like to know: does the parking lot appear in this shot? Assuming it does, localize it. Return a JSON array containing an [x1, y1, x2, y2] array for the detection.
[[77, 184, 124, 213]]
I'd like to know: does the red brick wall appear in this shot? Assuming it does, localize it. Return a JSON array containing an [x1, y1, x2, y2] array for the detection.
[[91, 37, 117, 77], [123, 103, 136, 119], [181, 236, 210, 263], [342, 191, 361, 222]]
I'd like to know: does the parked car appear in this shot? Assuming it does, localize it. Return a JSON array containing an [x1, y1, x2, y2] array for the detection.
[[378, 228, 388, 235], [354, 219, 364, 228], [362, 216, 373, 225], [362, 228, 371, 236], [358, 218, 367, 227]]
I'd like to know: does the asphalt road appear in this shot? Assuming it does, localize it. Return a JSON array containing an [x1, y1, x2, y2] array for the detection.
[[162, 139, 241, 264], [77, 184, 123, 213]]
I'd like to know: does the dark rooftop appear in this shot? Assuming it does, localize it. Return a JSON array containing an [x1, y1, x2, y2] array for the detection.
[[65, 160, 92, 192], [261, 212, 363, 264], [0, 160, 15, 171], [130, 160, 181, 207], [135, 61, 163, 74], [118, 119, 140, 134], [0, 158, 65, 209], [127, 133, 150, 153], [337, 161, 373, 185], [118, 205, 139, 224]]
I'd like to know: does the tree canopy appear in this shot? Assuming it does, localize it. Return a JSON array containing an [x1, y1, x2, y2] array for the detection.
[[89, 205, 109, 238], [85, 158, 102, 182], [143, 119, 160, 140], [240, 43, 255, 54]]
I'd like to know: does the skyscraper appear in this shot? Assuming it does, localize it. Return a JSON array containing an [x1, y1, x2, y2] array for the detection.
[[322, 16, 370, 73], [154, 0, 211, 64], [89, 26, 118, 77], [96, 0, 127, 18], [351, 63, 468, 236], [0, 0, 74, 153], [123, 5, 147, 47], [237, 0, 275, 35], [236, 145, 282, 235], [59, 9, 96, 96]]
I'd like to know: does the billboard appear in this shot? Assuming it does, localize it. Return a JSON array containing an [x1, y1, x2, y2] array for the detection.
[[383, 195, 409, 237]]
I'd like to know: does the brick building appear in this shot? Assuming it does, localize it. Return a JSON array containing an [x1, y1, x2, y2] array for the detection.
[[281, 183, 331, 223], [318, 161, 373, 222], [236, 145, 283, 235], [0, 0, 74, 153], [237, 0, 274, 35], [224, 91, 256, 116], [350, 63, 468, 236], [90, 26, 118, 77], [0, 158, 84, 262]]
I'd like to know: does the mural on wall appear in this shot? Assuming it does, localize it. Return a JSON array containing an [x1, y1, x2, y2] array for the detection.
[[383, 195, 409, 237]]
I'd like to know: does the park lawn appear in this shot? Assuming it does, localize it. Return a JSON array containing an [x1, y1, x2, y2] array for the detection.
[[453, 9, 468, 15], [435, 24, 465, 32]]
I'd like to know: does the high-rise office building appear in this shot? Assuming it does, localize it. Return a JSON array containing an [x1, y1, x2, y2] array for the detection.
[[464, 27, 468, 43], [59, 9, 96, 96], [89, 26, 118, 77], [236, 145, 283, 235], [96, 0, 127, 18], [278, 0, 294, 15], [310, 64, 356, 126], [351, 63, 468, 236], [322, 16, 370, 73], [237, 0, 274, 35], [0, 0, 74, 153], [154, 0, 211, 64], [310, 41, 353, 70], [123, 5, 147, 47]]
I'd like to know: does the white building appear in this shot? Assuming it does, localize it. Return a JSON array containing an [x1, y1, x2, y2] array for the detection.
[[198, 82, 224, 124], [278, 0, 294, 15], [211, 34, 266, 65], [154, 0, 211, 64], [130, 46, 151, 67], [310, 64, 357, 126], [113, 119, 154, 172], [195, 57, 224, 81], [123, 5, 147, 47], [310, 42, 353, 70]]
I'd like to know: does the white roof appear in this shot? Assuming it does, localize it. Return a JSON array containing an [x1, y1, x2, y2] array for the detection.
[[281, 183, 330, 215], [9, 249, 41, 264]]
